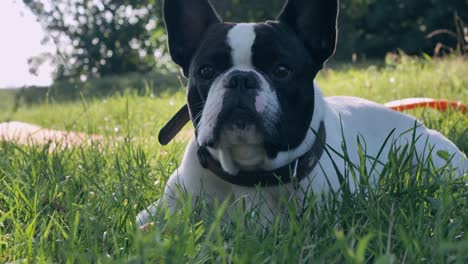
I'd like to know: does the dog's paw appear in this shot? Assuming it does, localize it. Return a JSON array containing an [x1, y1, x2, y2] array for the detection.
[[136, 200, 161, 228]]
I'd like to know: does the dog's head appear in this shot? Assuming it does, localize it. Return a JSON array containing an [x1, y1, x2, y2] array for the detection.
[[164, 0, 338, 175]]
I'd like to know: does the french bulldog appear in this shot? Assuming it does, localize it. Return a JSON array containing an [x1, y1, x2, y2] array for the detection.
[[137, 0, 466, 226]]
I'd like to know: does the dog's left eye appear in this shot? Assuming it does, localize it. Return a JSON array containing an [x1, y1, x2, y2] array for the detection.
[[272, 65, 291, 79], [198, 66, 216, 80]]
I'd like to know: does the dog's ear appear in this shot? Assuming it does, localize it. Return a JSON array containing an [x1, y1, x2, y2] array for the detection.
[[278, 0, 338, 68], [164, 0, 221, 76]]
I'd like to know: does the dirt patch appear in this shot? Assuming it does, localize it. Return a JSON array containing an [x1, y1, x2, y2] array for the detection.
[[0, 121, 194, 149], [0, 121, 105, 149]]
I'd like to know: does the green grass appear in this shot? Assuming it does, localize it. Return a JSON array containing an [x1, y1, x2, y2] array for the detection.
[[0, 89, 18, 113], [0, 57, 467, 263], [2, 71, 183, 108]]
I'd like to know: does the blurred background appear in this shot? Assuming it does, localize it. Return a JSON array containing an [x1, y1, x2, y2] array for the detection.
[[0, 0, 466, 103]]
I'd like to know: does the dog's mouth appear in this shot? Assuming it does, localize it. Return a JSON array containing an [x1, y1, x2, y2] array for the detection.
[[205, 96, 262, 145], [206, 125, 268, 174], [203, 105, 271, 173], [194, 83, 283, 174]]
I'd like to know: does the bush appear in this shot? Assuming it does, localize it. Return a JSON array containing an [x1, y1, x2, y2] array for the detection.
[[11, 71, 184, 106]]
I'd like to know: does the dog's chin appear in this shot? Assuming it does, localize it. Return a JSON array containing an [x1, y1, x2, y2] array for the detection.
[[205, 124, 270, 175]]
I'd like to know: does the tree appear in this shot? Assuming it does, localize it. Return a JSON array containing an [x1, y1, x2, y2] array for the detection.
[[25, 0, 467, 84], [211, 0, 284, 22], [213, 0, 467, 59], [335, 0, 468, 59], [23, 0, 166, 81]]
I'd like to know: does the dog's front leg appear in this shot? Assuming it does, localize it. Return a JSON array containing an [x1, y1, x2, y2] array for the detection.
[[136, 168, 184, 228], [137, 139, 233, 228]]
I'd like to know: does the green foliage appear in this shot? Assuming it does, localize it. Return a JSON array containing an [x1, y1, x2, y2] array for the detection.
[[211, 0, 284, 22], [0, 90, 17, 113], [9, 71, 183, 106], [211, 0, 467, 60], [23, 0, 466, 83], [23, 0, 166, 81], [0, 126, 466, 262], [337, 0, 467, 59]]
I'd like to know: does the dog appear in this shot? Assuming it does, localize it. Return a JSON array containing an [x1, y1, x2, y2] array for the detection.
[[137, 0, 467, 226]]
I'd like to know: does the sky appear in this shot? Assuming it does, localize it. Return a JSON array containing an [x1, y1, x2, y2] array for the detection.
[[0, 0, 54, 88]]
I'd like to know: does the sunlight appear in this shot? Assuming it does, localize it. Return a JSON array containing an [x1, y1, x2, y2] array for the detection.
[[0, 0, 54, 88]]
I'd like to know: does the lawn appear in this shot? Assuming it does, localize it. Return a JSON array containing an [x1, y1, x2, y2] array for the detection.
[[0, 57, 467, 263], [0, 89, 18, 114]]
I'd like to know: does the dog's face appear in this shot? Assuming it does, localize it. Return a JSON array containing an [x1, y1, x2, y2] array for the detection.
[[164, 0, 338, 175]]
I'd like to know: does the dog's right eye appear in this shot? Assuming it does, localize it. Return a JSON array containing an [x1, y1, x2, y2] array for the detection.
[[198, 66, 216, 80], [272, 64, 291, 79]]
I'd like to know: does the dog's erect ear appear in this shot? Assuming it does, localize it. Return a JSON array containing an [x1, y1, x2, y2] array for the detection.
[[278, 0, 338, 68], [164, 0, 221, 76]]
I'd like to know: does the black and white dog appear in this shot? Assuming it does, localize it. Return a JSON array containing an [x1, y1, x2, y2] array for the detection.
[[138, 0, 466, 226]]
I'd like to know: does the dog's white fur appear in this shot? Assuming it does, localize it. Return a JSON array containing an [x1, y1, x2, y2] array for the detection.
[[138, 84, 467, 226], [198, 23, 281, 175], [228, 23, 256, 66], [137, 23, 467, 227], [197, 23, 258, 147], [200, 67, 280, 175]]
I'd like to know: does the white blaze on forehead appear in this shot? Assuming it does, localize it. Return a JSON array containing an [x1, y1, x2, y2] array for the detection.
[[227, 23, 256, 67]]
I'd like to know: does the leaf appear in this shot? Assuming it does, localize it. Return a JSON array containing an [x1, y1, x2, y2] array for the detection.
[[436, 150, 451, 161], [356, 234, 374, 263], [375, 254, 396, 264]]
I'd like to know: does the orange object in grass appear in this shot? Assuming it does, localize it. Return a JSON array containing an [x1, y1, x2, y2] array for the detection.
[[385, 98, 466, 113]]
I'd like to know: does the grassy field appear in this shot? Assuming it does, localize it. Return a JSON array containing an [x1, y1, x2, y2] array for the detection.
[[0, 89, 18, 114], [0, 57, 467, 263]]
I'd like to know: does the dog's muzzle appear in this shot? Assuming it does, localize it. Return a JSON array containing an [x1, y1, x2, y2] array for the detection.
[[196, 121, 327, 187]]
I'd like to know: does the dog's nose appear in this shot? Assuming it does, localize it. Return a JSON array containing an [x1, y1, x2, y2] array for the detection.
[[224, 71, 258, 90]]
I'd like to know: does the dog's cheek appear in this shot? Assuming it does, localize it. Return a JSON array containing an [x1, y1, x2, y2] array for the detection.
[[194, 76, 228, 145]]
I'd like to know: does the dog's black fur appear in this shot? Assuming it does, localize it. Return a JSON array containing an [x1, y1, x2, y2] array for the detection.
[[164, 0, 339, 157]]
